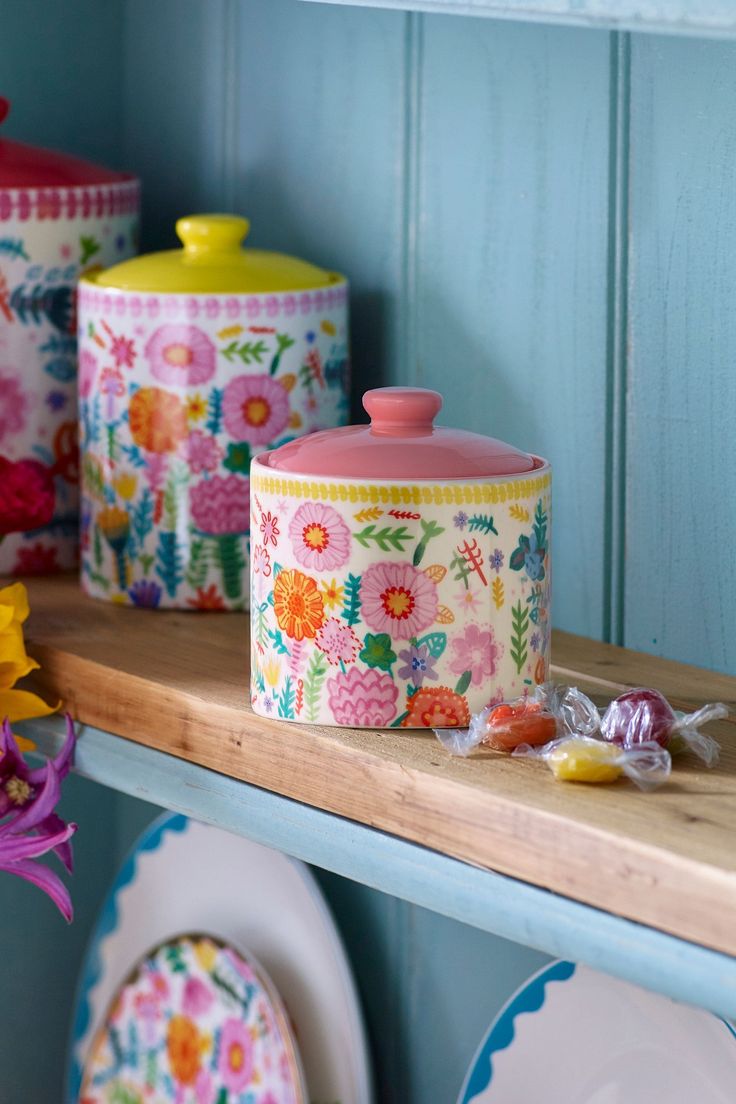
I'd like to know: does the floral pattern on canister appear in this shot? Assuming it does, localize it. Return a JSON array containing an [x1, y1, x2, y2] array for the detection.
[[250, 468, 551, 727], [80, 934, 305, 1104], [79, 291, 349, 609], [0, 182, 138, 574]]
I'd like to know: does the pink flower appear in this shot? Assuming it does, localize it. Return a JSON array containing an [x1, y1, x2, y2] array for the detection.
[[184, 429, 223, 474], [361, 561, 438, 641], [288, 501, 350, 572], [0, 373, 29, 441], [327, 667, 399, 726], [448, 623, 503, 685], [110, 333, 136, 368], [219, 1017, 253, 1093], [183, 976, 214, 1018], [195, 1069, 216, 1104], [190, 474, 249, 535], [0, 457, 55, 535], [316, 617, 360, 665], [252, 543, 271, 576], [260, 510, 280, 547], [146, 323, 216, 386], [222, 373, 289, 445], [78, 350, 98, 399]]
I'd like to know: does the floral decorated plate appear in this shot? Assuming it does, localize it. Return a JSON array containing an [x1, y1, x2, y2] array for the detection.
[[68, 814, 372, 1104], [458, 960, 736, 1103], [80, 933, 306, 1103]]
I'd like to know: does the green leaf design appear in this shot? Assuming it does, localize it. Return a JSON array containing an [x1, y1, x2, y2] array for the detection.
[[467, 513, 498, 536], [303, 651, 328, 723], [534, 498, 548, 551], [254, 601, 269, 648], [268, 628, 290, 655], [454, 670, 472, 695], [224, 441, 251, 474], [277, 674, 296, 718], [450, 551, 472, 589], [341, 573, 362, 625], [416, 631, 447, 659], [413, 518, 445, 566], [510, 600, 530, 674], [222, 339, 267, 365], [359, 633, 396, 672], [353, 524, 413, 552], [185, 538, 208, 590]]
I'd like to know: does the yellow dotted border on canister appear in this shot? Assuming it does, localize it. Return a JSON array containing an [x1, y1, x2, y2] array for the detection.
[[251, 471, 551, 506]]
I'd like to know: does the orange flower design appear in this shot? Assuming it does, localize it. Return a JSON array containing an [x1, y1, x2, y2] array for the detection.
[[273, 568, 324, 641], [129, 387, 187, 453], [186, 584, 226, 611], [167, 1014, 202, 1085], [401, 686, 471, 729], [534, 654, 548, 685]]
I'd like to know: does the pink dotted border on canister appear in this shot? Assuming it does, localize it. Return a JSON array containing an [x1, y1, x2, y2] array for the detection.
[[0, 179, 140, 222], [77, 281, 349, 320]]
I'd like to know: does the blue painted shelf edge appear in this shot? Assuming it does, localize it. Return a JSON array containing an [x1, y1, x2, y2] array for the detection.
[[21, 715, 736, 1022], [299, 0, 736, 39]]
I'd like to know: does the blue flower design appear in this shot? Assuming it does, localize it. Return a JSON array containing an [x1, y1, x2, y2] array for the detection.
[[490, 548, 504, 572], [127, 580, 162, 608], [530, 631, 541, 652], [46, 390, 67, 411], [397, 643, 438, 687], [453, 511, 468, 530]]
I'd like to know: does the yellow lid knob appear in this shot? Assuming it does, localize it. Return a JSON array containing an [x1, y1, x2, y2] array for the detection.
[[176, 214, 250, 258]]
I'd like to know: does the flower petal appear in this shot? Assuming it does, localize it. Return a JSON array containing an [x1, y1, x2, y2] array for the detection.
[[28, 713, 76, 784], [0, 582, 30, 624], [0, 817, 75, 862], [1, 761, 61, 833], [0, 687, 58, 723], [35, 812, 74, 873], [0, 858, 73, 922]]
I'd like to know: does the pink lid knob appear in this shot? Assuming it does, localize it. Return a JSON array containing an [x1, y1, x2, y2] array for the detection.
[[363, 387, 442, 436]]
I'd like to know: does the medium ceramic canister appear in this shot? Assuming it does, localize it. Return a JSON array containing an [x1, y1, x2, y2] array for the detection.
[[78, 214, 349, 610], [250, 387, 551, 728], [0, 97, 139, 575]]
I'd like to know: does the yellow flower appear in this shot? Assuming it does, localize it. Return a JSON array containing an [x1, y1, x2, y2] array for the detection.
[[320, 578, 344, 611], [194, 937, 218, 972], [113, 471, 138, 501], [262, 656, 281, 688], [187, 393, 208, 422], [0, 583, 56, 723]]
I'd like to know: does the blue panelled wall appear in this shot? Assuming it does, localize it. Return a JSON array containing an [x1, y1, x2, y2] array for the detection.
[[2, 1, 734, 1100]]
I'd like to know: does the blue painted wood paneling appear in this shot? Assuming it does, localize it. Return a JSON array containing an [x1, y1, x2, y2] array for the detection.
[[625, 35, 736, 671], [414, 17, 612, 638]]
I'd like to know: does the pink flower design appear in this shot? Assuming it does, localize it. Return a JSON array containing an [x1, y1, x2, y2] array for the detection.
[[252, 543, 271, 576], [260, 510, 280, 547], [361, 561, 438, 641], [0, 457, 55, 535], [195, 1070, 216, 1104], [222, 373, 289, 445], [110, 333, 136, 368], [448, 623, 503, 685], [184, 429, 223, 474], [316, 617, 360, 666], [190, 474, 249, 535], [288, 501, 350, 572], [78, 350, 98, 399], [219, 1017, 253, 1093], [182, 976, 214, 1018], [146, 323, 216, 386], [327, 667, 399, 726], [0, 373, 29, 441]]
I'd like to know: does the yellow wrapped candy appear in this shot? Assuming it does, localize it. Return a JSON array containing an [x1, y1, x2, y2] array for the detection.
[[547, 737, 622, 783]]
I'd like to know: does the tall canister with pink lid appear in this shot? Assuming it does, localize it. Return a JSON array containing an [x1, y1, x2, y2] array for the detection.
[[0, 97, 139, 575], [250, 387, 551, 728]]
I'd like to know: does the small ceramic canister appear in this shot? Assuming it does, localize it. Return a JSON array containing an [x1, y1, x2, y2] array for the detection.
[[250, 387, 551, 728], [78, 214, 349, 610], [0, 97, 139, 576]]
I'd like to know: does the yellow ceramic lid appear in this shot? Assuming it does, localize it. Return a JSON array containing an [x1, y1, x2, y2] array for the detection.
[[90, 213, 344, 294]]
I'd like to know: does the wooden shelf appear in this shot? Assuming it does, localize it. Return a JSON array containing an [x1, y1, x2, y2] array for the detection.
[[301, 0, 736, 39], [23, 576, 736, 960]]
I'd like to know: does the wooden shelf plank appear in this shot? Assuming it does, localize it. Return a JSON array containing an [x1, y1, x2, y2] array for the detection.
[[24, 576, 736, 957], [300, 0, 736, 40], [23, 715, 736, 1020]]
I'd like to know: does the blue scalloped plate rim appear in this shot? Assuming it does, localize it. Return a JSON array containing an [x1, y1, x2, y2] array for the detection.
[[458, 960, 736, 1104], [65, 810, 189, 1102]]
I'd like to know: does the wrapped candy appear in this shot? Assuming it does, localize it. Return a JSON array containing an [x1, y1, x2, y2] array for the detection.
[[513, 734, 672, 790], [435, 683, 599, 757], [600, 688, 726, 767]]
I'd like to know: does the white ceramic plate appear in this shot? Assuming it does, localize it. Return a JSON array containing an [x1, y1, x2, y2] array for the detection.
[[67, 813, 373, 1104], [459, 960, 736, 1104]]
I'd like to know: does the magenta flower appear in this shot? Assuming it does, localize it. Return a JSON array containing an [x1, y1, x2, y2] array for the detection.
[[146, 324, 216, 386], [222, 373, 290, 445], [0, 372, 29, 442], [288, 501, 350, 572], [190, 475, 249, 535], [219, 1017, 253, 1093], [184, 429, 223, 475], [0, 715, 77, 921], [315, 617, 360, 666], [448, 623, 503, 685], [327, 667, 399, 726], [361, 561, 438, 641], [183, 976, 214, 1017], [78, 349, 98, 399]]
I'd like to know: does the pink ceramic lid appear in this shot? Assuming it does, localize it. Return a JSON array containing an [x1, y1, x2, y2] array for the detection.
[[264, 387, 538, 479], [0, 97, 133, 187]]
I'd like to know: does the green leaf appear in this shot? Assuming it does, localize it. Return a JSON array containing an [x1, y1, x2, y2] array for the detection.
[[509, 545, 527, 572], [413, 518, 445, 565], [510, 600, 530, 674], [359, 632, 396, 672], [224, 441, 251, 474], [467, 513, 498, 536], [454, 670, 472, 695], [353, 524, 413, 552], [341, 573, 362, 626], [303, 650, 328, 723], [416, 631, 447, 658]]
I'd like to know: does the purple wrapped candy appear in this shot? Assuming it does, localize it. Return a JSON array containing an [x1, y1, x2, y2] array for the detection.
[[601, 687, 727, 767]]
